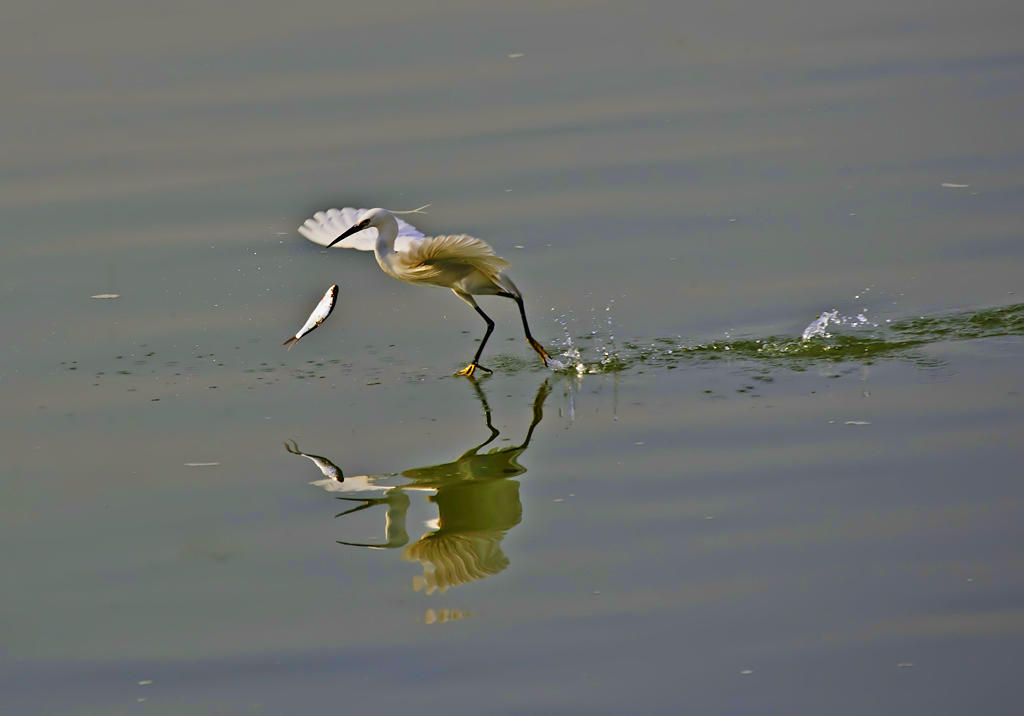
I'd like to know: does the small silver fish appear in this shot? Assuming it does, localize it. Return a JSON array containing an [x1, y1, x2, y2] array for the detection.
[[283, 284, 338, 349]]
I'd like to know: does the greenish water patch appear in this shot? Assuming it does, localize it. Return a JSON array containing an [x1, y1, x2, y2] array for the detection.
[[549, 303, 1024, 375], [54, 304, 1024, 388]]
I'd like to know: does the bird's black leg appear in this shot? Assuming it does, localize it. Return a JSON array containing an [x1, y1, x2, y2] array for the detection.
[[455, 302, 495, 377], [511, 294, 550, 366]]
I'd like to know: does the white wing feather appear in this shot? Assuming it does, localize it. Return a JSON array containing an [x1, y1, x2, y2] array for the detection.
[[298, 207, 424, 252]]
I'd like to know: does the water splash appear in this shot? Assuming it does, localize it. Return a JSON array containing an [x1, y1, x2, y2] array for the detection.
[[548, 302, 629, 375], [801, 308, 876, 341], [544, 302, 1024, 376]]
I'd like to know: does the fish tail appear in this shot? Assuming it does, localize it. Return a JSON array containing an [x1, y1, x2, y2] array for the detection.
[[282, 336, 298, 349]]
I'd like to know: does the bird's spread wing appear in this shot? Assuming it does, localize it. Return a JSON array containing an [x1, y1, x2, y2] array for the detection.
[[298, 207, 424, 252], [396, 234, 510, 282]]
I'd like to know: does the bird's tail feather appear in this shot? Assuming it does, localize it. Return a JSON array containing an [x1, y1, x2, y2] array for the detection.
[[282, 336, 298, 349], [496, 271, 522, 298]]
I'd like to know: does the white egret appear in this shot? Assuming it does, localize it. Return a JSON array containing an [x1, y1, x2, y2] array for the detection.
[[298, 207, 550, 376]]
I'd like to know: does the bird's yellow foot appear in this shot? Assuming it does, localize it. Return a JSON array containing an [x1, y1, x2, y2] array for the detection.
[[455, 363, 492, 377], [529, 338, 551, 366]]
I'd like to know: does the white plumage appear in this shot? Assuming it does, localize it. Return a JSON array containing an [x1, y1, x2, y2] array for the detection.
[[298, 207, 424, 252], [297, 207, 549, 376]]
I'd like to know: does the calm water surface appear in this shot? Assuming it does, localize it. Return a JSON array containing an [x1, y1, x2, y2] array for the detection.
[[3, 1, 1023, 714]]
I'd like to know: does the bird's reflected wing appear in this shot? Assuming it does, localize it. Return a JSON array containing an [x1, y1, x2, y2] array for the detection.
[[298, 207, 425, 251], [397, 234, 510, 282]]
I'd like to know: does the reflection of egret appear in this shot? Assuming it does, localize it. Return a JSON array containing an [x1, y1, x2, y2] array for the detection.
[[287, 379, 551, 593], [397, 379, 550, 593], [299, 207, 550, 377]]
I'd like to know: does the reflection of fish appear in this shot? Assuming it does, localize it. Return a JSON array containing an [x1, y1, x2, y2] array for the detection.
[[282, 284, 338, 349], [284, 439, 343, 482]]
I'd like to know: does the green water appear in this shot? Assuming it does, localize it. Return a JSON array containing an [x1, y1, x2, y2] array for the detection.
[[2, 1, 1023, 714], [547, 303, 1024, 374]]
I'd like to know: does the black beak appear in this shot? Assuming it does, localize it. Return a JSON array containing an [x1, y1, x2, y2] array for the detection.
[[327, 222, 366, 248]]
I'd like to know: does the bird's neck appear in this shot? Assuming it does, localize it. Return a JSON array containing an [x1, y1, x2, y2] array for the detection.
[[373, 214, 400, 274]]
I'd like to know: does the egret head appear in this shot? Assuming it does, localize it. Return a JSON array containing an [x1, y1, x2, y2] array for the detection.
[[328, 208, 391, 247]]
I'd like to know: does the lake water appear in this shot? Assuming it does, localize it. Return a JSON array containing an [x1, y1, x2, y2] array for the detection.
[[3, 1, 1023, 714]]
